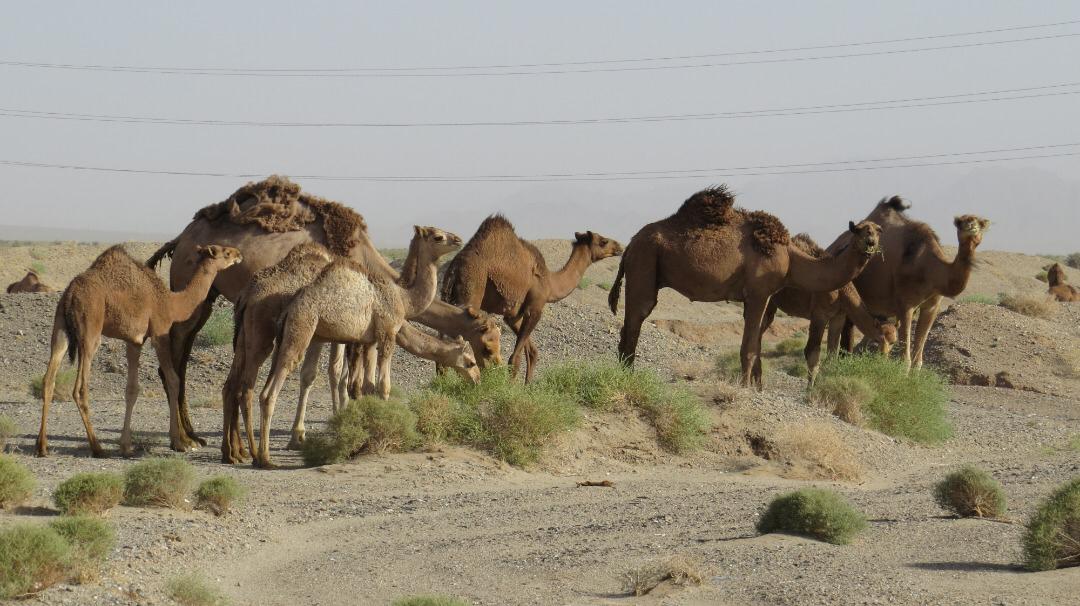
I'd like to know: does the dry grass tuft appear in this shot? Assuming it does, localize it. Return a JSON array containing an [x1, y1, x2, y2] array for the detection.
[[1024, 477, 1080, 571], [53, 472, 123, 516], [623, 555, 705, 596], [934, 466, 1007, 518], [809, 376, 873, 426], [29, 368, 76, 402], [195, 477, 245, 516], [123, 458, 195, 509], [998, 292, 1058, 319], [0, 415, 16, 451], [166, 572, 230, 606], [0, 455, 35, 509], [0, 524, 70, 598], [775, 423, 862, 481]]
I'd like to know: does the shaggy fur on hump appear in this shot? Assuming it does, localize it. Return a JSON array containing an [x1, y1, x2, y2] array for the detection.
[[193, 175, 367, 256], [675, 185, 736, 224], [878, 195, 911, 212], [791, 233, 827, 259], [744, 210, 790, 256]]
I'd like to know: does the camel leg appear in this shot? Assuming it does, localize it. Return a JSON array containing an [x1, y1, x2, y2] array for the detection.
[[617, 274, 658, 366], [327, 344, 346, 413], [898, 307, 915, 370], [523, 337, 540, 384], [72, 332, 106, 457], [805, 317, 827, 388], [375, 333, 396, 400], [346, 343, 363, 400], [361, 343, 378, 396], [162, 293, 217, 447], [910, 297, 941, 370], [289, 341, 323, 450], [826, 314, 846, 358], [740, 296, 771, 390], [508, 306, 542, 382], [220, 355, 247, 464], [256, 314, 316, 469], [36, 315, 69, 457], [839, 318, 855, 354], [118, 342, 143, 457], [153, 336, 196, 452], [753, 302, 778, 385]]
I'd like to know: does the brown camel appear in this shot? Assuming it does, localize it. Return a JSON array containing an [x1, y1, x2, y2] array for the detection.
[[760, 233, 897, 386], [36, 244, 242, 457], [827, 196, 990, 369], [1047, 263, 1079, 302], [609, 186, 882, 388], [7, 269, 52, 293], [255, 226, 460, 468], [147, 176, 502, 448], [441, 214, 623, 382]]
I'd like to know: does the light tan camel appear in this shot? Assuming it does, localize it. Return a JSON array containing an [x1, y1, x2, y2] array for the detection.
[[6, 270, 52, 293], [827, 196, 990, 369], [36, 244, 242, 457], [343, 327, 481, 400], [255, 226, 460, 468], [441, 214, 623, 382], [1047, 263, 1079, 302], [760, 233, 897, 386], [608, 186, 882, 388], [147, 176, 502, 448]]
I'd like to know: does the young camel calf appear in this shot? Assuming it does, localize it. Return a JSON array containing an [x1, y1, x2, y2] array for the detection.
[[36, 244, 241, 457]]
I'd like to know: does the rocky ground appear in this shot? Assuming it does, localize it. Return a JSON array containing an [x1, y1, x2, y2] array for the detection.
[[1, 240, 1078, 606]]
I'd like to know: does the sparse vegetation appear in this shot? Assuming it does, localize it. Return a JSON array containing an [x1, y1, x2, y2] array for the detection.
[[391, 596, 469, 606], [409, 392, 455, 447], [809, 376, 874, 426], [715, 351, 767, 382], [301, 399, 372, 467], [958, 293, 998, 305], [48, 516, 115, 582], [0, 414, 16, 450], [53, 472, 124, 515], [379, 248, 409, 263], [0, 454, 36, 509], [1023, 478, 1080, 571], [1035, 270, 1049, 283], [123, 457, 196, 509], [195, 476, 245, 516], [194, 307, 233, 348], [0, 524, 70, 598], [597, 281, 612, 291], [998, 292, 1057, 319], [190, 397, 221, 410], [757, 488, 867, 545], [933, 466, 1007, 518], [1065, 252, 1080, 269], [623, 555, 705, 596], [30, 367, 76, 401], [349, 397, 419, 453], [577, 276, 593, 289], [813, 355, 951, 444], [775, 423, 862, 481], [166, 572, 230, 606], [770, 334, 806, 357]]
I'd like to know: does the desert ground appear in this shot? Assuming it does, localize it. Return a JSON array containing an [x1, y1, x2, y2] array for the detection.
[[1, 239, 1078, 605]]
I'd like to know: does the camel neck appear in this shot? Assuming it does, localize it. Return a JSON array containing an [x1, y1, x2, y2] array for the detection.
[[785, 244, 870, 294], [401, 247, 440, 318], [937, 237, 977, 297], [169, 262, 218, 323], [837, 284, 884, 339], [547, 243, 593, 302], [395, 324, 454, 364]]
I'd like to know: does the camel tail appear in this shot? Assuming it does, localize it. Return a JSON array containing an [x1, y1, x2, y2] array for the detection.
[[608, 257, 625, 315], [147, 237, 178, 270], [61, 296, 80, 364]]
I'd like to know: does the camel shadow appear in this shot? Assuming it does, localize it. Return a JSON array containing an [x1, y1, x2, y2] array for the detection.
[[908, 562, 1022, 573]]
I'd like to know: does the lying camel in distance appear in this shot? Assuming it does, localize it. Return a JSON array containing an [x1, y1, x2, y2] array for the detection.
[[827, 196, 990, 369], [1047, 263, 1079, 302], [255, 226, 460, 468], [609, 185, 882, 388], [441, 215, 623, 382], [36, 244, 242, 457], [7, 269, 53, 293], [147, 176, 502, 448], [761, 233, 897, 386]]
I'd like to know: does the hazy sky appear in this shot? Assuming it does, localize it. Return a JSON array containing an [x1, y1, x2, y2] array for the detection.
[[0, 1, 1077, 252]]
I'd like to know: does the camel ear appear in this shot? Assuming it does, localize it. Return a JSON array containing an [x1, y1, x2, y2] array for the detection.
[[848, 221, 857, 233], [952, 216, 963, 229], [414, 225, 428, 238], [979, 218, 991, 231]]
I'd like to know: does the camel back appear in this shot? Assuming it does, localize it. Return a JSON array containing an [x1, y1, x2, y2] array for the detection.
[[675, 185, 736, 225], [193, 175, 366, 256], [791, 233, 827, 258]]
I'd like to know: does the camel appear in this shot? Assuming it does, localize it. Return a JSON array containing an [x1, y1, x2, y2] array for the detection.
[[608, 185, 882, 388], [1047, 263, 1079, 302], [36, 244, 242, 458], [826, 196, 990, 369], [6, 269, 52, 293], [441, 214, 623, 382], [221, 241, 480, 464], [760, 233, 897, 386], [147, 176, 501, 449], [255, 226, 460, 468]]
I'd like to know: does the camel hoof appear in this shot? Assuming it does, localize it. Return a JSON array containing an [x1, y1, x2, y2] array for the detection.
[[189, 434, 208, 447], [35, 447, 48, 458], [252, 459, 278, 470], [170, 440, 198, 453], [91, 449, 109, 459], [286, 437, 304, 451]]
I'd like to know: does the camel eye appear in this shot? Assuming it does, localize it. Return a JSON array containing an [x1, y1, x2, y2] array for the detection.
[[434, 235, 445, 241], [465, 361, 476, 368]]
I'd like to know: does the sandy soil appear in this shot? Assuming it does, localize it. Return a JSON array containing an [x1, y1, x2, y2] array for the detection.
[[1, 240, 1078, 606]]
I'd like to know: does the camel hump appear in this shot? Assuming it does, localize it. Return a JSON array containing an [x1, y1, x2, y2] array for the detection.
[[474, 213, 516, 236], [745, 210, 790, 256], [675, 185, 736, 224], [879, 195, 910, 212], [791, 233, 827, 258]]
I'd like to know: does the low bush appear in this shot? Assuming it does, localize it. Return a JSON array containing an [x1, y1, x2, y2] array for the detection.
[[0, 414, 16, 450], [934, 466, 1007, 518], [53, 472, 124, 515], [770, 334, 806, 357], [30, 260, 46, 275], [194, 307, 233, 348], [757, 488, 867, 545], [391, 596, 469, 606], [623, 555, 704, 596], [29, 368, 76, 402], [0, 454, 35, 509], [809, 376, 874, 426], [1065, 252, 1080, 269], [597, 281, 612, 291], [123, 457, 196, 508], [350, 397, 419, 453], [166, 572, 230, 606], [958, 293, 998, 305], [775, 423, 862, 481], [410, 392, 455, 446], [1023, 477, 1080, 571], [301, 400, 372, 467], [0, 524, 70, 598], [195, 476, 245, 516], [577, 276, 593, 290], [813, 355, 951, 444], [998, 292, 1058, 319], [48, 516, 114, 582], [1035, 271, 1049, 283], [715, 351, 764, 383]]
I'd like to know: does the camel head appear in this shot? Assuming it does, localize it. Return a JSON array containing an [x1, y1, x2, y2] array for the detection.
[[847, 220, 883, 256], [953, 215, 991, 247], [873, 321, 898, 355], [1047, 263, 1066, 287], [465, 306, 503, 368], [574, 231, 624, 261], [413, 226, 463, 259], [194, 244, 244, 271], [447, 336, 482, 385]]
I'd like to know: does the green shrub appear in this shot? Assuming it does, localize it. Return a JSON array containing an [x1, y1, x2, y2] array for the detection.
[[1065, 252, 1080, 269], [350, 397, 419, 453], [410, 392, 455, 445], [0, 454, 35, 509], [301, 399, 372, 467], [999, 292, 1057, 319], [0, 414, 16, 450], [123, 457, 196, 508], [195, 476, 245, 516], [597, 282, 612, 291], [958, 294, 998, 305], [809, 376, 874, 426], [0, 524, 70, 598], [166, 572, 230, 606], [1023, 478, 1080, 571], [392, 596, 468, 606], [757, 488, 867, 545], [194, 307, 233, 348], [814, 355, 951, 443], [53, 472, 124, 515], [933, 466, 1007, 518], [29, 368, 76, 401], [1035, 270, 1049, 283], [30, 261, 46, 275], [770, 334, 806, 357], [48, 516, 114, 582], [577, 277, 593, 290]]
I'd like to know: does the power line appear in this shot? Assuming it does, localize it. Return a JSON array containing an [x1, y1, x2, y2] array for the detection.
[[3, 31, 1078, 78], [1, 81, 1078, 127], [2, 143, 1077, 182]]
